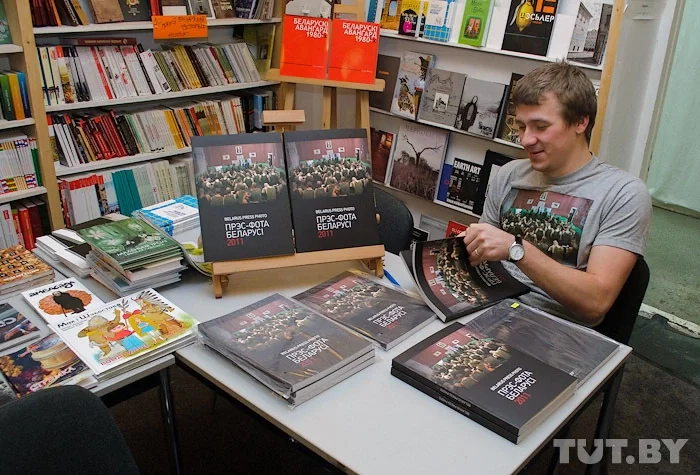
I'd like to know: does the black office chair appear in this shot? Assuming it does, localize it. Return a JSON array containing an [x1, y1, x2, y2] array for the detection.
[[374, 187, 414, 255], [0, 386, 139, 475]]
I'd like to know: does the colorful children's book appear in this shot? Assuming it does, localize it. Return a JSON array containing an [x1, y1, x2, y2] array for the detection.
[[390, 51, 435, 120], [458, 0, 494, 46], [22, 277, 105, 327]]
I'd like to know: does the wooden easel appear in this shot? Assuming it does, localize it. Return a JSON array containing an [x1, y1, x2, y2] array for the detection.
[[209, 109, 385, 298]]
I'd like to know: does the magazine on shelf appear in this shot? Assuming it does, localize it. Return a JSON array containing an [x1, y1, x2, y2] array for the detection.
[[0, 303, 41, 352], [412, 238, 529, 322], [22, 277, 105, 327], [293, 270, 436, 350], [392, 322, 577, 443], [192, 133, 295, 262], [198, 293, 374, 402]]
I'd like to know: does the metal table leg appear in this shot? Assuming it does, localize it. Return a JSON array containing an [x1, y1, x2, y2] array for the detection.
[[158, 368, 182, 475], [586, 364, 625, 475]]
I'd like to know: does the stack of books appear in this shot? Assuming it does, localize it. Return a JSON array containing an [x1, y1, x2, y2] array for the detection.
[[0, 133, 41, 194], [199, 294, 375, 406], [76, 217, 185, 296], [37, 40, 262, 107], [0, 199, 51, 251], [21, 278, 197, 381], [0, 245, 54, 298], [134, 196, 199, 237], [0, 71, 31, 122]]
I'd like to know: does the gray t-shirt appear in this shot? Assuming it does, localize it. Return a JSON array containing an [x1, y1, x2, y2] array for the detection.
[[480, 155, 652, 322]]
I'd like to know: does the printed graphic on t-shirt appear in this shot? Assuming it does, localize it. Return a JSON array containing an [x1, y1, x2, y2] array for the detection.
[[500, 189, 593, 266]]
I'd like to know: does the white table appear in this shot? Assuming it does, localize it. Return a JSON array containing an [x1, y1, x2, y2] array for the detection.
[[157, 253, 631, 475]]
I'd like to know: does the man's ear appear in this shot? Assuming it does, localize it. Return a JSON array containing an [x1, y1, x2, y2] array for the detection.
[[575, 116, 590, 135]]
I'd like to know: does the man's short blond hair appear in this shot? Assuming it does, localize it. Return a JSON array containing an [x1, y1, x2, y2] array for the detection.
[[512, 62, 597, 142]]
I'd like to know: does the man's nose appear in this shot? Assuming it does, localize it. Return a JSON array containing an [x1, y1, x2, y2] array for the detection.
[[519, 128, 537, 146]]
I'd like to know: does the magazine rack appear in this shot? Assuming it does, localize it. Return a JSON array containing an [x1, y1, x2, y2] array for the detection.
[[210, 245, 385, 298]]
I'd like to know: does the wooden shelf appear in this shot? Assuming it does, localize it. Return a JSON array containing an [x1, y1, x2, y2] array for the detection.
[[265, 69, 386, 92], [33, 17, 282, 35], [0, 118, 35, 130], [0, 186, 47, 204], [369, 107, 523, 150], [0, 44, 23, 54], [379, 31, 604, 73], [54, 148, 192, 177], [45, 80, 280, 113]]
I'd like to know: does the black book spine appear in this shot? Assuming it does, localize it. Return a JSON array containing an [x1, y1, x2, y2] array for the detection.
[[391, 366, 518, 443], [115, 115, 139, 155], [184, 46, 209, 88]]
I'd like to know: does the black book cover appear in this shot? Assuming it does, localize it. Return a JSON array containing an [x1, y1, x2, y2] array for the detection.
[[198, 293, 373, 394], [412, 238, 529, 322], [192, 133, 295, 262], [473, 150, 516, 215], [293, 270, 435, 350], [283, 129, 381, 253], [444, 158, 482, 212], [392, 322, 577, 438], [501, 0, 559, 56], [118, 0, 152, 21], [496, 73, 525, 145], [369, 55, 401, 111]]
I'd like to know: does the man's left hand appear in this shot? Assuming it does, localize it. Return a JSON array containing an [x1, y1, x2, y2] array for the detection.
[[462, 223, 515, 265]]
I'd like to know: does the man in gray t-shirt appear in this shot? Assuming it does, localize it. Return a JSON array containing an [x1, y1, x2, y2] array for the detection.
[[462, 63, 652, 326]]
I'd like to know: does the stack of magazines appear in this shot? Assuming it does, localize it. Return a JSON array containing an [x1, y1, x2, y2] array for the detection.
[[77, 218, 186, 296], [134, 196, 199, 237], [22, 279, 198, 381], [199, 294, 375, 406], [0, 245, 54, 298]]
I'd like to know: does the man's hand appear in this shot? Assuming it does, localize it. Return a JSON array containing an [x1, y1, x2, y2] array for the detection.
[[460, 223, 515, 265]]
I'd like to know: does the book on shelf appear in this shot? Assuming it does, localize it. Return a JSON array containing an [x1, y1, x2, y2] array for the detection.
[[435, 156, 482, 212], [458, 0, 494, 47], [89, 0, 125, 23], [0, 204, 21, 249], [411, 237, 529, 322], [397, 0, 428, 37], [119, 0, 152, 20], [462, 300, 621, 386], [284, 0, 332, 17], [192, 133, 295, 262], [327, 19, 380, 84], [473, 149, 515, 215], [48, 289, 198, 380], [392, 321, 577, 443], [445, 219, 467, 237], [495, 72, 524, 145], [411, 226, 429, 244], [417, 68, 466, 127], [454, 77, 506, 139], [0, 2, 12, 45], [369, 127, 395, 183], [161, 0, 188, 15], [0, 71, 31, 121], [390, 51, 435, 120], [0, 332, 97, 397], [387, 121, 448, 201], [243, 24, 276, 75], [501, 0, 559, 56], [0, 133, 40, 195], [369, 54, 400, 112], [567, 0, 613, 67], [283, 128, 381, 253], [293, 269, 436, 350], [379, 0, 401, 30], [22, 277, 105, 327], [279, 15, 331, 80], [198, 293, 375, 406], [0, 245, 54, 298], [0, 303, 41, 352], [187, 0, 216, 18], [422, 0, 457, 42], [211, 0, 236, 18]]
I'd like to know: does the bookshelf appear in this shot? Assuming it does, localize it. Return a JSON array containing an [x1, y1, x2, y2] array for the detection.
[[0, 186, 48, 204], [33, 17, 282, 35], [54, 148, 193, 177], [0, 118, 35, 130]]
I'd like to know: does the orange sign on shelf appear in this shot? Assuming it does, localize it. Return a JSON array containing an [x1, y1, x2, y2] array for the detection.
[[152, 15, 208, 40]]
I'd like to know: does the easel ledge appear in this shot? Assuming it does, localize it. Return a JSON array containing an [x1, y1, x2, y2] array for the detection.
[[210, 244, 386, 298], [265, 69, 386, 92]]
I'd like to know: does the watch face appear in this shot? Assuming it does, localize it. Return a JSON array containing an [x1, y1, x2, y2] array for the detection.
[[510, 244, 525, 261]]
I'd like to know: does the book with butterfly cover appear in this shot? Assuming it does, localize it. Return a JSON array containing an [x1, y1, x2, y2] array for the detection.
[[411, 237, 529, 322]]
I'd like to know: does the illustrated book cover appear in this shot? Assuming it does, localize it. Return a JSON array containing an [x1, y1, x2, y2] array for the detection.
[[422, 0, 458, 42], [0, 333, 96, 397], [435, 157, 482, 212], [464, 300, 620, 385], [192, 133, 295, 262], [283, 129, 381, 253], [390, 51, 435, 120], [496, 73, 525, 145], [501, 0, 559, 56], [293, 270, 436, 349], [369, 127, 395, 183], [412, 237, 529, 321], [51, 289, 197, 378], [379, 0, 402, 30], [0, 303, 40, 351], [22, 277, 105, 327], [458, 0, 494, 46], [454, 78, 507, 139], [397, 0, 428, 37], [327, 19, 380, 84], [567, 0, 613, 66], [392, 321, 577, 442], [0, 245, 53, 291], [369, 54, 401, 111], [417, 68, 467, 127], [198, 293, 374, 398], [280, 15, 331, 79], [388, 121, 448, 201]]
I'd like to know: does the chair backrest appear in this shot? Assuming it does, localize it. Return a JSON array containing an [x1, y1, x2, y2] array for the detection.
[[0, 386, 139, 474], [594, 256, 650, 345], [374, 187, 414, 255]]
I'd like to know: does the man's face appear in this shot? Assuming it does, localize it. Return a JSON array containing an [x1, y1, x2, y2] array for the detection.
[[514, 92, 588, 177]]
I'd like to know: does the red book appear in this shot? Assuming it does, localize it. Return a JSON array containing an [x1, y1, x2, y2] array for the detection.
[[327, 19, 379, 84], [14, 204, 35, 250], [20, 199, 44, 241], [280, 15, 330, 80], [445, 220, 468, 238]]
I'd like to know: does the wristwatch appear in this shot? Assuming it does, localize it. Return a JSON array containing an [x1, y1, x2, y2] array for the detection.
[[508, 236, 525, 263]]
